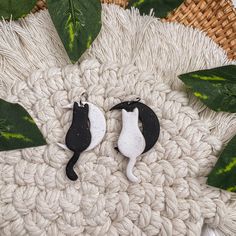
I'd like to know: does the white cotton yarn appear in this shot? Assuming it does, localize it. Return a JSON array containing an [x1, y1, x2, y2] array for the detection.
[[233, 0, 236, 8], [0, 4, 236, 236]]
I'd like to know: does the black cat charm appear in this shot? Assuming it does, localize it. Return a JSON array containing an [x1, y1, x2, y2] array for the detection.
[[65, 102, 91, 181]]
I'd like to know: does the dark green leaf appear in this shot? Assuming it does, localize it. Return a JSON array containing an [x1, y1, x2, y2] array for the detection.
[[0, 99, 46, 151], [178, 65, 236, 113], [47, 0, 102, 63], [0, 0, 36, 20], [128, 0, 183, 18], [207, 135, 236, 192]]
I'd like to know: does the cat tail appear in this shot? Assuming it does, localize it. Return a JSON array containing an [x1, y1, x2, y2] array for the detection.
[[66, 152, 81, 181], [126, 157, 139, 183]]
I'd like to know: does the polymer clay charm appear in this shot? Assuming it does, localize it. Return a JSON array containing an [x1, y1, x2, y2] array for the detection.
[[118, 108, 146, 182], [58, 102, 106, 181], [111, 100, 160, 183]]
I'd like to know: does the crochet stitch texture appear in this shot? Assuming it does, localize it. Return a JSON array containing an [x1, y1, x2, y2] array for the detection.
[[0, 5, 236, 236]]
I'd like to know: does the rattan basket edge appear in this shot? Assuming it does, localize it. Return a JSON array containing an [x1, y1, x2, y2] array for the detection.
[[165, 0, 236, 60]]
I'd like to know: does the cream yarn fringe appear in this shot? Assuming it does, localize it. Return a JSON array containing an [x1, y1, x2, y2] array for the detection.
[[0, 4, 236, 236], [0, 10, 70, 98]]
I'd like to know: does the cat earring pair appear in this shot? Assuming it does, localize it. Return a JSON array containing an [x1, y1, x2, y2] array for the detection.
[[58, 100, 160, 183]]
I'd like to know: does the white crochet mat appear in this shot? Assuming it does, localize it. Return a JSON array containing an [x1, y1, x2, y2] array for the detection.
[[0, 5, 236, 236]]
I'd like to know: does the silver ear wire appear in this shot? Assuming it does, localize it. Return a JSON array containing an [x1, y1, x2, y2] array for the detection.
[[127, 97, 141, 105], [62, 92, 89, 109], [77, 92, 89, 107], [80, 92, 88, 103]]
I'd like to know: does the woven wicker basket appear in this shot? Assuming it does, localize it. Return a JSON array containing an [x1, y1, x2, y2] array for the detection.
[[35, 0, 236, 60], [166, 0, 236, 60]]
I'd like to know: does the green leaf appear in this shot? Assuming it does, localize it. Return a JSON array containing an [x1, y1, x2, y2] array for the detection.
[[207, 135, 236, 192], [128, 0, 183, 18], [47, 0, 102, 63], [0, 99, 46, 151], [178, 65, 236, 113], [0, 0, 36, 20]]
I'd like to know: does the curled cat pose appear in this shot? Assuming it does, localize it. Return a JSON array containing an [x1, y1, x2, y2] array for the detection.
[[65, 102, 91, 181], [118, 108, 146, 182]]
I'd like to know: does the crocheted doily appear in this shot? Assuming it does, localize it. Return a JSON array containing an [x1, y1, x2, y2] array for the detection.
[[0, 5, 236, 236]]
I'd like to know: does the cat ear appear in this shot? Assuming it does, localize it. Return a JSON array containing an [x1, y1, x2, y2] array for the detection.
[[122, 109, 127, 116], [73, 102, 79, 110], [133, 108, 139, 116], [84, 103, 89, 112]]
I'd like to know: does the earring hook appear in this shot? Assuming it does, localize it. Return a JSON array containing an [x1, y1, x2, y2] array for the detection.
[[127, 97, 141, 105]]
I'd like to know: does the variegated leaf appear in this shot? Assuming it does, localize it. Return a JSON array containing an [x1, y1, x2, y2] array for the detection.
[[0, 99, 46, 151], [0, 0, 36, 20], [47, 0, 102, 62], [207, 135, 236, 192], [178, 65, 236, 113], [128, 0, 183, 18]]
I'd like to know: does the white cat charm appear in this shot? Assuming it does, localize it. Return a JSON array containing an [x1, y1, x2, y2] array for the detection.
[[118, 108, 146, 183]]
